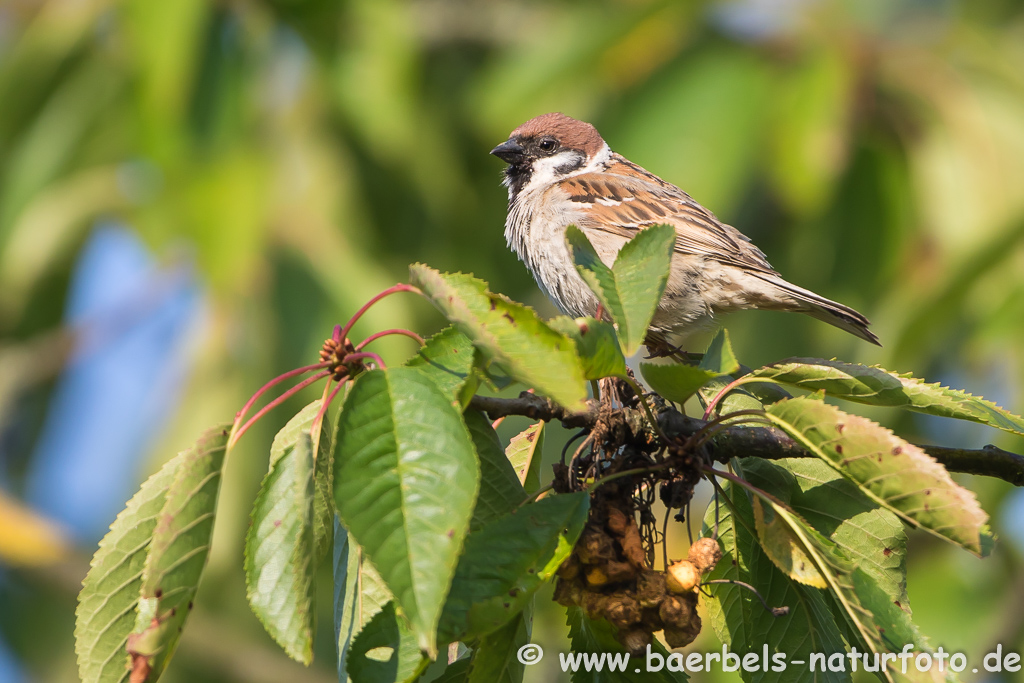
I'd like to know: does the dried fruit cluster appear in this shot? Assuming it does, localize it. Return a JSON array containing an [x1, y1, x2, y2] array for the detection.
[[554, 494, 722, 654]]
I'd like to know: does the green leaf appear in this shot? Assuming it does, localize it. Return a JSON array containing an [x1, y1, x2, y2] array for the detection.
[[467, 604, 532, 683], [701, 478, 850, 683], [754, 458, 909, 608], [643, 330, 741, 405], [750, 495, 828, 589], [333, 540, 417, 683], [476, 363, 514, 392], [566, 224, 675, 355], [716, 461, 955, 683], [430, 658, 472, 683], [334, 522, 361, 682], [245, 433, 316, 664], [740, 373, 794, 406], [314, 421, 336, 568], [751, 358, 1024, 437], [266, 401, 336, 567], [463, 410, 527, 531], [335, 367, 480, 656], [697, 329, 740, 375], [766, 396, 992, 556], [347, 602, 428, 683], [335, 521, 398, 682], [640, 363, 718, 405], [75, 429, 225, 683], [439, 493, 589, 642], [566, 607, 687, 683], [505, 422, 545, 495], [410, 264, 587, 411], [127, 426, 230, 682], [407, 326, 479, 408], [698, 375, 766, 415], [336, 533, 413, 683], [548, 316, 627, 379]]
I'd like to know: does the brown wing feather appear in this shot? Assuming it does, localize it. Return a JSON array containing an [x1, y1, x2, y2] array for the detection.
[[560, 157, 778, 276]]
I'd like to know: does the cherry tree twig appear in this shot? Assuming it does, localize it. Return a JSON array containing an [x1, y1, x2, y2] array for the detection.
[[467, 392, 1024, 486]]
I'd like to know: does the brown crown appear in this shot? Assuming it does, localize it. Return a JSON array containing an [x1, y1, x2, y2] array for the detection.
[[509, 112, 605, 157]]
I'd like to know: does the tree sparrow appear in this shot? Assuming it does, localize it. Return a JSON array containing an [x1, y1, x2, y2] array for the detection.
[[491, 112, 879, 348]]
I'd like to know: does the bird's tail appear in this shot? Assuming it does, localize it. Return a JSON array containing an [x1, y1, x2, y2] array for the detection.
[[757, 275, 881, 346]]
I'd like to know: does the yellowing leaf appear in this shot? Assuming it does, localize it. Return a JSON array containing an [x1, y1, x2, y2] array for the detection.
[[767, 397, 992, 557], [751, 497, 827, 589], [752, 358, 1024, 437], [566, 224, 675, 356], [506, 422, 545, 495], [410, 265, 587, 411]]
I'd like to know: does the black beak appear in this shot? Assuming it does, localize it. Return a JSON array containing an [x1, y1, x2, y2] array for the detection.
[[490, 139, 525, 164]]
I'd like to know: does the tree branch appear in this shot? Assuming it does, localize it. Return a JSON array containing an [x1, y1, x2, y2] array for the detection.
[[469, 393, 1024, 487]]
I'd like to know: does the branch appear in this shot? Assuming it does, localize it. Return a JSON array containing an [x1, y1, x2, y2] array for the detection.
[[468, 392, 589, 426], [469, 393, 1024, 487]]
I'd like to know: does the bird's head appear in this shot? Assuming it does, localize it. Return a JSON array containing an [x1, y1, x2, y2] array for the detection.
[[491, 112, 606, 195]]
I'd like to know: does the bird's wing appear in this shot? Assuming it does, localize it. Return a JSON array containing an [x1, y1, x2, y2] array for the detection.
[[558, 158, 778, 275]]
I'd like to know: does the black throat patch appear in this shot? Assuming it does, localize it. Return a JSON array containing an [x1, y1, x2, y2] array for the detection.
[[504, 164, 532, 197]]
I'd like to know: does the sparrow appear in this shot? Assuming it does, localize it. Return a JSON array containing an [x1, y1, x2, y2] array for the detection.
[[490, 112, 879, 348]]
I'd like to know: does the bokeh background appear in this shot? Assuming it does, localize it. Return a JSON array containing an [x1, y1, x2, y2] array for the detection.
[[1, 0, 1023, 681]]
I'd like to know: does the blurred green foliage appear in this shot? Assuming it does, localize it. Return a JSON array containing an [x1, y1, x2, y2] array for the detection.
[[1, 0, 1023, 681]]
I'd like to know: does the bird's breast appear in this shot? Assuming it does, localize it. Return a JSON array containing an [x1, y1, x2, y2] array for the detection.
[[505, 190, 603, 318]]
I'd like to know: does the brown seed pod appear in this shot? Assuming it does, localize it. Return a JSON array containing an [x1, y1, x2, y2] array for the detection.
[[619, 522, 647, 568], [664, 614, 701, 649], [603, 560, 637, 584], [687, 537, 723, 574], [553, 578, 582, 607], [578, 528, 617, 565], [606, 506, 630, 537], [658, 593, 697, 629], [605, 594, 641, 629], [581, 590, 613, 620], [666, 560, 700, 593], [636, 569, 668, 609], [617, 627, 652, 656], [557, 554, 581, 580], [641, 606, 664, 632], [585, 566, 610, 587]]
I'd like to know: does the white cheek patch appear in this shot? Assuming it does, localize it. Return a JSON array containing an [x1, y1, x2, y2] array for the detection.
[[529, 150, 585, 185], [516, 143, 613, 195]]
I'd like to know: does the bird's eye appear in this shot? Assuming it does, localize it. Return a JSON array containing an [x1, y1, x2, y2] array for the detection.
[[538, 138, 559, 153]]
